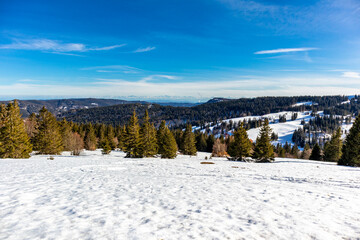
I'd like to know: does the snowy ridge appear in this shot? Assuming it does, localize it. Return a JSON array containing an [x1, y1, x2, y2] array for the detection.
[[0, 150, 360, 239]]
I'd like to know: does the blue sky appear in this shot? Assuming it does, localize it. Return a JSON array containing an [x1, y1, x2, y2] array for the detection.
[[0, 0, 360, 101]]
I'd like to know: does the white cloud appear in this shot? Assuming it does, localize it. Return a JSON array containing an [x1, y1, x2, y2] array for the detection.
[[342, 71, 360, 79], [254, 48, 318, 55], [140, 75, 178, 82], [81, 65, 141, 73], [0, 39, 125, 53], [133, 46, 156, 53]]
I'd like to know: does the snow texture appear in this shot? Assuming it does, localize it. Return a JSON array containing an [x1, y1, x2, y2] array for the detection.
[[1, 150, 360, 240]]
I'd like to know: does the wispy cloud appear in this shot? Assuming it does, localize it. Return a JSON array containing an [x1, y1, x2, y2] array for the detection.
[[0, 38, 125, 54], [254, 48, 318, 55], [342, 71, 360, 78], [81, 65, 141, 74], [140, 75, 178, 82], [133, 46, 156, 53]]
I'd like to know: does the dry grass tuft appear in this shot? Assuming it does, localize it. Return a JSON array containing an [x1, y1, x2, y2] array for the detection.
[[200, 162, 215, 164]]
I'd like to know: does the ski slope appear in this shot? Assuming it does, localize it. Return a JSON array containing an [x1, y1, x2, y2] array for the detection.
[[1, 150, 360, 239]]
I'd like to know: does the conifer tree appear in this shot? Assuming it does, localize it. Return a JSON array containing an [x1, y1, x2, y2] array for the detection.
[[182, 124, 197, 156], [206, 134, 215, 153], [228, 123, 252, 161], [101, 139, 111, 155], [161, 127, 178, 159], [339, 115, 360, 167], [0, 101, 32, 158], [105, 125, 116, 150], [123, 110, 141, 158], [300, 143, 311, 159], [84, 123, 97, 150], [309, 143, 322, 160], [290, 144, 299, 158], [59, 118, 73, 151], [33, 107, 63, 155], [139, 110, 158, 157], [157, 120, 167, 155], [323, 128, 342, 162], [252, 119, 274, 162], [97, 124, 106, 148], [196, 133, 207, 152]]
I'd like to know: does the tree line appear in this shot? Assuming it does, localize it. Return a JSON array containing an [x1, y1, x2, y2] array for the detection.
[[1, 100, 359, 167]]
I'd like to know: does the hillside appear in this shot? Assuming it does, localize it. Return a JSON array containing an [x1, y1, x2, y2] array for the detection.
[[0, 98, 148, 118], [1, 151, 359, 239], [59, 95, 351, 126]]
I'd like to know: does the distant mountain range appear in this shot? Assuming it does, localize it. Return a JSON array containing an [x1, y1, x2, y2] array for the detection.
[[3, 96, 358, 128], [0, 98, 199, 118]]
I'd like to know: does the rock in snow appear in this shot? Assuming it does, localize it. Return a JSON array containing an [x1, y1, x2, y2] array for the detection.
[[0, 150, 360, 239]]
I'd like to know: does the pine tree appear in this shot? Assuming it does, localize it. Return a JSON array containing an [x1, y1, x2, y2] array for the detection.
[[206, 134, 215, 153], [123, 110, 141, 158], [59, 118, 73, 151], [97, 124, 106, 148], [196, 133, 207, 152], [105, 125, 116, 150], [101, 139, 111, 155], [339, 115, 360, 167], [323, 128, 342, 162], [139, 110, 158, 157], [290, 144, 299, 158], [33, 107, 63, 155], [161, 127, 178, 159], [309, 143, 322, 160], [252, 119, 274, 162], [0, 101, 33, 158], [182, 124, 197, 156], [84, 123, 97, 150], [300, 143, 311, 159], [228, 123, 252, 161], [157, 120, 167, 155]]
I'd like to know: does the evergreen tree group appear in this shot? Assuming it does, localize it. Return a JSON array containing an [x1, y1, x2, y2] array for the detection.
[[339, 114, 360, 167], [252, 119, 274, 162]]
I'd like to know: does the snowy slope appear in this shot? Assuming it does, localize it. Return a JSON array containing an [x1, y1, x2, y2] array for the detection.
[[1, 150, 360, 240]]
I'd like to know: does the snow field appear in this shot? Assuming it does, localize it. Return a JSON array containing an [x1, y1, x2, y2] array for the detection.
[[0, 150, 360, 239]]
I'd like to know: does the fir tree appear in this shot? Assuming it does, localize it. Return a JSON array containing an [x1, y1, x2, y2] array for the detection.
[[252, 119, 274, 162], [84, 123, 97, 150], [228, 123, 252, 161], [309, 143, 322, 160], [300, 143, 311, 159], [33, 107, 63, 155], [123, 110, 141, 158], [101, 139, 111, 155], [139, 110, 158, 157], [161, 127, 178, 159], [182, 124, 197, 156], [105, 125, 116, 150], [196, 133, 207, 152], [157, 120, 167, 155], [59, 118, 73, 151], [206, 134, 215, 153], [0, 101, 33, 158], [323, 128, 342, 162], [339, 115, 360, 167]]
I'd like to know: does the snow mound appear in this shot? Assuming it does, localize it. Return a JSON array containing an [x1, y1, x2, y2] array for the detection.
[[1, 150, 360, 239]]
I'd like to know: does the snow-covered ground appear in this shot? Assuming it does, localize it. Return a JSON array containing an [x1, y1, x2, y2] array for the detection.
[[1, 150, 360, 240]]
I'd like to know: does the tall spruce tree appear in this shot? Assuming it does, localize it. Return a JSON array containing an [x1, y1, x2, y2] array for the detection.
[[182, 124, 197, 156], [84, 123, 97, 150], [0, 101, 32, 158], [323, 128, 342, 162], [59, 118, 73, 151], [228, 123, 252, 161], [139, 110, 158, 157], [123, 110, 141, 158], [252, 119, 274, 162], [161, 127, 178, 159], [309, 143, 322, 160], [157, 120, 167, 155], [33, 107, 63, 155], [196, 133, 207, 152], [339, 115, 360, 167]]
